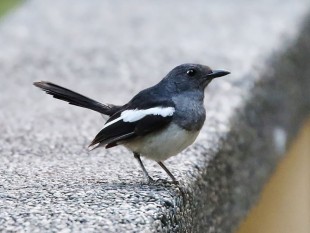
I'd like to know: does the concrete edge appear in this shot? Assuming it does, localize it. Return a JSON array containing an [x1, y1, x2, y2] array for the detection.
[[161, 15, 310, 233]]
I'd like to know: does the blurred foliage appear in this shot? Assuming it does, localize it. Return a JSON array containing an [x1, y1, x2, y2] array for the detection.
[[0, 0, 21, 17]]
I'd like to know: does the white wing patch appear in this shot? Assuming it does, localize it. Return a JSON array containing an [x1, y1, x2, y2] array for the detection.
[[122, 107, 175, 122], [101, 107, 175, 130]]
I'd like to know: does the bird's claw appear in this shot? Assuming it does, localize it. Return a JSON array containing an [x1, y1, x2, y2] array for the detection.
[[147, 178, 179, 185]]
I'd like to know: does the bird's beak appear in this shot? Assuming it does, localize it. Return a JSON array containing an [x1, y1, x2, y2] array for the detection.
[[207, 70, 230, 79]]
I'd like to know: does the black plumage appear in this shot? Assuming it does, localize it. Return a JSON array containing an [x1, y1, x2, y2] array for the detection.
[[34, 81, 175, 150], [89, 100, 175, 148]]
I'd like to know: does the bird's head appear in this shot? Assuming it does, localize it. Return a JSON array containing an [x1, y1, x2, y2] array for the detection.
[[163, 63, 229, 92]]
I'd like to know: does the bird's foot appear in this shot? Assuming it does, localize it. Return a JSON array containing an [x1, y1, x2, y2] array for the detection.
[[145, 175, 155, 184], [171, 180, 179, 185], [151, 178, 179, 186]]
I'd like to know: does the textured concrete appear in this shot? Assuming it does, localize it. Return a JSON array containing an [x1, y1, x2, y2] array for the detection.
[[0, 0, 309, 232]]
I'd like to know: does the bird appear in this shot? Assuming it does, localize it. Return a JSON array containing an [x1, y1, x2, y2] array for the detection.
[[33, 63, 229, 184]]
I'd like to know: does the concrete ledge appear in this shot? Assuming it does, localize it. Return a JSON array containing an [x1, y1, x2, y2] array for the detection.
[[0, 0, 309, 232]]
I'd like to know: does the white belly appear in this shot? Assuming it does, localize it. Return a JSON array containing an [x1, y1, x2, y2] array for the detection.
[[123, 123, 200, 161]]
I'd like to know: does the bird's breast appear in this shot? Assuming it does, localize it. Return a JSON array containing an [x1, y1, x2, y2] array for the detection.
[[123, 123, 200, 161]]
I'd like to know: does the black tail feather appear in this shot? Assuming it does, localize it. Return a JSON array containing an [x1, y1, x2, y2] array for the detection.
[[33, 81, 120, 116]]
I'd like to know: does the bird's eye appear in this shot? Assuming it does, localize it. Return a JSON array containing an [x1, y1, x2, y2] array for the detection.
[[186, 69, 196, 77]]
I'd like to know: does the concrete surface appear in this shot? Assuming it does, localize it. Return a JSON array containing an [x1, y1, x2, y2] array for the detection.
[[0, 0, 309, 232]]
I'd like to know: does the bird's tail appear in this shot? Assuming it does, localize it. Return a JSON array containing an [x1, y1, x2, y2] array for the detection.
[[33, 81, 120, 116]]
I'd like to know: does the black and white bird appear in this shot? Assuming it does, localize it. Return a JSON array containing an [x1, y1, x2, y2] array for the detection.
[[34, 64, 229, 183]]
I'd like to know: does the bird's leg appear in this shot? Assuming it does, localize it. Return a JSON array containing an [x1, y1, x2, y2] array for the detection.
[[133, 153, 154, 183], [157, 161, 179, 184]]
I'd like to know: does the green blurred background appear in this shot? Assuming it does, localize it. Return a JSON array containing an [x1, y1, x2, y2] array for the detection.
[[0, 0, 21, 17]]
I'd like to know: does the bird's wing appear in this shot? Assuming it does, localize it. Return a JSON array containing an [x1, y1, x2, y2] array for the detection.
[[89, 100, 175, 149]]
